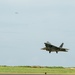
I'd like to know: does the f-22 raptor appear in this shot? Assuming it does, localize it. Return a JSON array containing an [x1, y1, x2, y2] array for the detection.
[[41, 41, 69, 53]]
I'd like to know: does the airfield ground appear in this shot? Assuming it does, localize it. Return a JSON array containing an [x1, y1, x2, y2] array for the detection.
[[0, 74, 75, 75], [0, 66, 75, 74]]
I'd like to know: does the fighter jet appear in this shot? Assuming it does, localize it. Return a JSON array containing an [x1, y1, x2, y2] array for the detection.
[[41, 41, 69, 53]]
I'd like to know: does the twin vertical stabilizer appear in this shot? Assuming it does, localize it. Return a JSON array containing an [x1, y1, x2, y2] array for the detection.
[[59, 43, 64, 48]]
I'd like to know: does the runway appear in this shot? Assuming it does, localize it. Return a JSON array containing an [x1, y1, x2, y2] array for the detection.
[[0, 74, 75, 75]]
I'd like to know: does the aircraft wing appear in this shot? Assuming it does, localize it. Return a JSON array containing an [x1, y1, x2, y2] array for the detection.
[[50, 45, 60, 50], [44, 41, 51, 47], [51, 46, 68, 51], [59, 48, 68, 52], [44, 42, 59, 49], [45, 43, 68, 50]]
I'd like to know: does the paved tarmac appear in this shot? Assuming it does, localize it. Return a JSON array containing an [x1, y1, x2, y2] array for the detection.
[[0, 74, 75, 75]]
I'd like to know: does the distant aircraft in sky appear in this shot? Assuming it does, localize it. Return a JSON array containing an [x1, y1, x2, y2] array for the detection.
[[41, 41, 69, 53]]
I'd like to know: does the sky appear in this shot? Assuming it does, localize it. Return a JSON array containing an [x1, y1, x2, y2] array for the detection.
[[0, 0, 75, 67]]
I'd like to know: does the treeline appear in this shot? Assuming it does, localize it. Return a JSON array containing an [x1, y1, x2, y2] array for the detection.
[[0, 65, 64, 68], [19, 66, 64, 68]]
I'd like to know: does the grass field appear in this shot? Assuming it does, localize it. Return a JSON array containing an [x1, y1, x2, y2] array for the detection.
[[0, 66, 75, 74]]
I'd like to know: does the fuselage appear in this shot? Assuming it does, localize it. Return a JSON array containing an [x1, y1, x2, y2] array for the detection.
[[41, 42, 68, 53]]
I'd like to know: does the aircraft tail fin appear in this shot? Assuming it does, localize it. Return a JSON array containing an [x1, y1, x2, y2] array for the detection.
[[59, 43, 64, 48]]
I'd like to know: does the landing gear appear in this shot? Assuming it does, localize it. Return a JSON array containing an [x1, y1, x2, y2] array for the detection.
[[49, 51, 51, 53], [56, 51, 58, 53]]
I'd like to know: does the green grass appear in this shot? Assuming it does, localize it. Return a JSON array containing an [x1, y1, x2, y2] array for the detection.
[[0, 66, 75, 74]]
